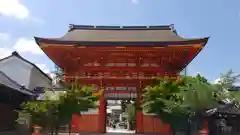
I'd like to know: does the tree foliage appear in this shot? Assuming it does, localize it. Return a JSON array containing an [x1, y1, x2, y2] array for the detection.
[[142, 77, 188, 132], [180, 75, 220, 132], [217, 69, 240, 89], [142, 74, 220, 133], [57, 84, 100, 125], [20, 99, 51, 129], [214, 70, 240, 107], [181, 75, 219, 111], [196, 73, 210, 85], [19, 82, 100, 134], [125, 103, 136, 122], [125, 102, 136, 130], [121, 100, 131, 113]]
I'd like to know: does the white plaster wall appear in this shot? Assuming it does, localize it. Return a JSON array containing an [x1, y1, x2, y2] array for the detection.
[[0, 56, 31, 88], [28, 67, 52, 90], [81, 108, 99, 114], [105, 93, 137, 99]]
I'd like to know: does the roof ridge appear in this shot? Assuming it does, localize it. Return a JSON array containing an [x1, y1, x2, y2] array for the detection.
[[68, 24, 173, 32], [0, 51, 52, 81]]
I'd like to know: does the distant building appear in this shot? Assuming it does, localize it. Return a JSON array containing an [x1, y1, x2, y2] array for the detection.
[[107, 106, 122, 122], [0, 51, 52, 91], [107, 100, 121, 106], [0, 51, 53, 131], [230, 86, 240, 91]]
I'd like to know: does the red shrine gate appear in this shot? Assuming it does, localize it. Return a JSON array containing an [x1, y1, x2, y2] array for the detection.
[[35, 24, 209, 134]]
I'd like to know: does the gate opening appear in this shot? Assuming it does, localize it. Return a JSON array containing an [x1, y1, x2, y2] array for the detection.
[[106, 99, 136, 133]]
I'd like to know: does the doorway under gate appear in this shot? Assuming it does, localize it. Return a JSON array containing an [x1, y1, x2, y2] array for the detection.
[[106, 99, 136, 133]]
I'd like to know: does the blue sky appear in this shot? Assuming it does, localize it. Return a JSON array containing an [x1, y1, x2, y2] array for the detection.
[[0, 0, 239, 82]]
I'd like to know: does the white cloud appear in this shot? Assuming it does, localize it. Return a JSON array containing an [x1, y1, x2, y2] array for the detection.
[[0, 0, 44, 23], [214, 78, 221, 84], [0, 0, 29, 20], [36, 64, 50, 74], [49, 73, 56, 80], [36, 63, 55, 80], [0, 33, 10, 41], [13, 38, 43, 55], [131, 0, 139, 4], [0, 48, 12, 59]]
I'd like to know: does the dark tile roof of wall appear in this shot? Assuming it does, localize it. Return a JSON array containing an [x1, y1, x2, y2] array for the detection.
[[0, 71, 35, 95]]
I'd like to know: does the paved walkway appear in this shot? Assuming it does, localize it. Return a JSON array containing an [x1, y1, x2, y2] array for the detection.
[[58, 129, 135, 135], [58, 129, 136, 135], [107, 128, 135, 133], [58, 133, 136, 135]]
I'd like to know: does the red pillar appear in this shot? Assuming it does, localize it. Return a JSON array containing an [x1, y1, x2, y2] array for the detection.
[[136, 57, 144, 133], [98, 93, 106, 133], [136, 89, 143, 133]]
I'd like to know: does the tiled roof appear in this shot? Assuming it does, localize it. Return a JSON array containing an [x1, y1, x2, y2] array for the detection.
[[34, 24, 209, 46], [0, 71, 35, 95]]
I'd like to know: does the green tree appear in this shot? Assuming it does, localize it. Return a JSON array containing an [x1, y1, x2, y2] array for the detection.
[[196, 73, 210, 85], [142, 75, 219, 135], [56, 83, 100, 133], [125, 102, 136, 130], [217, 69, 240, 89], [180, 75, 219, 132], [20, 91, 58, 134], [142, 77, 188, 135], [181, 75, 218, 111], [121, 100, 131, 113], [214, 70, 240, 103], [19, 82, 100, 135]]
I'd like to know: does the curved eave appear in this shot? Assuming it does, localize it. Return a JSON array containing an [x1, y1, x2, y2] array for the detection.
[[34, 37, 209, 47], [179, 38, 209, 71]]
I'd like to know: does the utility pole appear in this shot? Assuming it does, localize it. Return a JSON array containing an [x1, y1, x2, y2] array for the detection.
[[184, 67, 187, 76]]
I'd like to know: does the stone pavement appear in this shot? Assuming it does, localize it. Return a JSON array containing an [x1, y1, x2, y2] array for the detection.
[[58, 133, 137, 135], [107, 128, 135, 133], [1, 128, 169, 135], [58, 129, 135, 135], [0, 132, 134, 135], [0, 130, 136, 135]]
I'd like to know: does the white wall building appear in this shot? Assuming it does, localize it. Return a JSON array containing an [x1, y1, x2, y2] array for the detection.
[[0, 51, 52, 91]]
